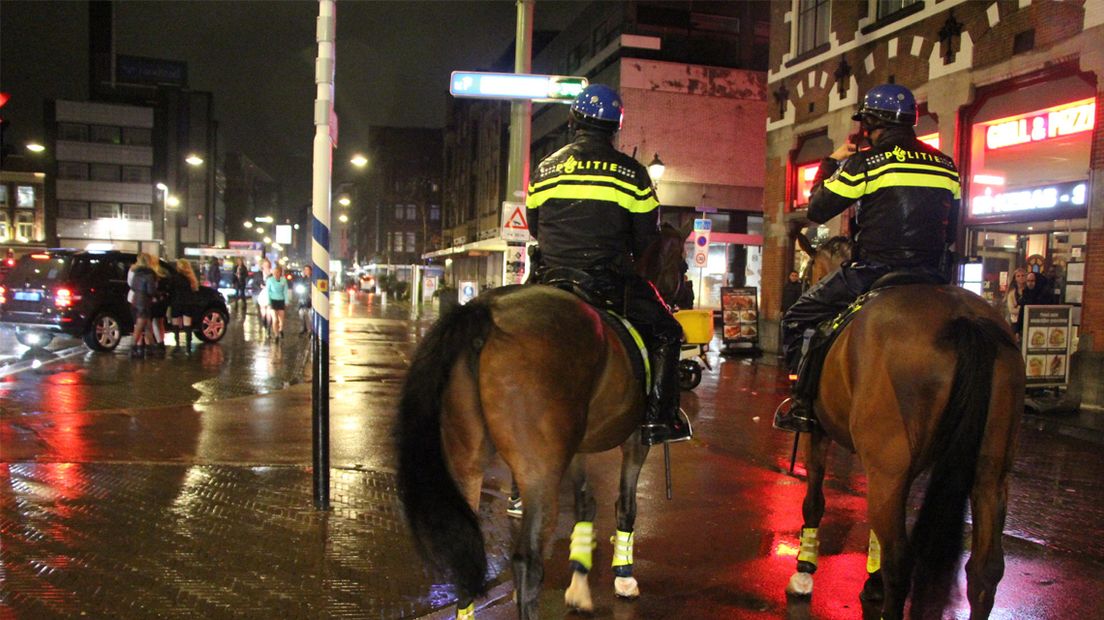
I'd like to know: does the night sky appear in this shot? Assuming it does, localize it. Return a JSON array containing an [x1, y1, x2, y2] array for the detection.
[[1, 0, 587, 205]]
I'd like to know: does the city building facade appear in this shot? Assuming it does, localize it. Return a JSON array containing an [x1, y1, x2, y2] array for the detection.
[[762, 0, 1104, 406]]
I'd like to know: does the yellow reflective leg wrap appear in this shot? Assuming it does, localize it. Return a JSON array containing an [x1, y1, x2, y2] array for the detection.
[[456, 602, 475, 619], [867, 530, 881, 574], [611, 529, 634, 568], [569, 521, 596, 572], [798, 527, 820, 567]]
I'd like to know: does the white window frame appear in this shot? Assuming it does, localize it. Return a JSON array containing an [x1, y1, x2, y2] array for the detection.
[[792, 0, 831, 56]]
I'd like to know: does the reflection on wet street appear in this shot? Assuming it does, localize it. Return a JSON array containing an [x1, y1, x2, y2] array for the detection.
[[1, 291, 1102, 618]]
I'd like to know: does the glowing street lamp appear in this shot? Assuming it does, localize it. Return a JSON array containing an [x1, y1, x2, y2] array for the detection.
[[244, 221, 253, 229], [25, 143, 45, 153], [185, 154, 205, 166], [338, 213, 349, 223], [166, 195, 181, 208], [350, 154, 368, 167], [263, 236, 272, 244], [338, 196, 351, 207], [647, 153, 665, 181]]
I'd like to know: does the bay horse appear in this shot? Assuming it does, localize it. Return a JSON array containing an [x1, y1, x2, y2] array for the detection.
[[397, 222, 691, 619], [785, 235, 1024, 619]]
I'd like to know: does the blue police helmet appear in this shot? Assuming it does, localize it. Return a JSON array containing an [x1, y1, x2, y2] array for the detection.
[[570, 84, 623, 132], [852, 83, 917, 126]]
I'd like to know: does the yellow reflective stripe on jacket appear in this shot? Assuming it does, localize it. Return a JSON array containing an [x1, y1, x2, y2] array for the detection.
[[529, 173, 653, 198], [823, 176, 866, 199], [865, 171, 961, 198], [526, 183, 659, 213]]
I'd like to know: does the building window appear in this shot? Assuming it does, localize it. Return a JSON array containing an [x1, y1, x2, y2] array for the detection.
[[797, 0, 830, 54], [121, 203, 151, 220], [121, 166, 151, 183], [0, 185, 7, 206], [406, 204, 417, 220], [429, 205, 440, 221], [394, 205, 404, 220], [90, 164, 121, 182], [16, 186, 36, 208], [58, 162, 90, 180], [90, 125, 122, 144], [876, 0, 919, 20], [91, 202, 121, 219], [14, 212, 34, 241], [122, 127, 152, 146], [58, 123, 89, 142], [391, 231, 404, 252], [405, 232, 416, 251], [59, 201, 89, 219]]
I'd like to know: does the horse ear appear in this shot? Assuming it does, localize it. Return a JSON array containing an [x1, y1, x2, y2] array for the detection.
[[678, 218, 694, 242]]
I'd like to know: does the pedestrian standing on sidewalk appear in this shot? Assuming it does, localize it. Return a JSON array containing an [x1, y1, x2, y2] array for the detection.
[[266, 265, 289, 340], [781, 270, 803, 313], [127, 254, 157, 359], [170, 258, 201, 353], [233, 257, 249, 315], [206, 257, 221, 289], [148, 259, 171, 357]]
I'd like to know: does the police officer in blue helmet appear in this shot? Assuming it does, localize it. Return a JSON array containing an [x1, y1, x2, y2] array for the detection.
[[775, 83, 962, 433], [525, 84, 691, 445]]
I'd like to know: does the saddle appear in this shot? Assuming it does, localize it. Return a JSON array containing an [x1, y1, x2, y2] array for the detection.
[[795, 271, 944, 400], [539, 267, 652, 393]]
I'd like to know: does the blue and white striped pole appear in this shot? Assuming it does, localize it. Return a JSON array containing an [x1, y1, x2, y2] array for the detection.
[[311, 0, 336, 510]]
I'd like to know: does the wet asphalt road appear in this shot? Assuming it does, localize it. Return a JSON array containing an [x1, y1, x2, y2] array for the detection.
[[1, 291, 1102, 619]]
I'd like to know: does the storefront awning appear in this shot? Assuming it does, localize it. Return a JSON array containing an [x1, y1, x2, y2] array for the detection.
[[422, 237, 532, 260]]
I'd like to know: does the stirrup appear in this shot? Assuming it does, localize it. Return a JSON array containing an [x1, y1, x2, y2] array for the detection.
[[773, 398, 816, 434]]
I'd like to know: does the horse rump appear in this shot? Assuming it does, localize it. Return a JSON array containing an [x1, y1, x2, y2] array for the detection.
[[395, 301, 494, 598], [910, 315, 1015, 613]]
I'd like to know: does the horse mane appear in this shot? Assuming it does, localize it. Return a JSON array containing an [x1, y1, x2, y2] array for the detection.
[[817, 236, 852, 262]]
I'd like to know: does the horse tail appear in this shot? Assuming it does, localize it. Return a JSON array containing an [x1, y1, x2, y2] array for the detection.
[[396, 301, 494, 598], [910, 315, 1015, 608]]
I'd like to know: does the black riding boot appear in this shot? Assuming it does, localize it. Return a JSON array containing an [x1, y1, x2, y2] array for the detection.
[[641, 343, 692, 446], [774, 329, 829, 434]]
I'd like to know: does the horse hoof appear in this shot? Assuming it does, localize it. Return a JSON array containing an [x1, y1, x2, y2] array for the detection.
[[614, 576, 640, 599], [786, 572, 814, 596], [565, 572, 594, 612]]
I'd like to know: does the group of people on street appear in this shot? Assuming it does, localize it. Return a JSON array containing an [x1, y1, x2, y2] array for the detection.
[[127, 253, 202, 358], [1004, 267, 1057, 340]]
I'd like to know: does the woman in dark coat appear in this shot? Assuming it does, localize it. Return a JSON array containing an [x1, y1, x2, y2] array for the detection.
[[171, 259, 201, 352]]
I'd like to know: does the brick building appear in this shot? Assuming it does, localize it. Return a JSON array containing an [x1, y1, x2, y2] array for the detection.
[[762, 1, 1103, 406]]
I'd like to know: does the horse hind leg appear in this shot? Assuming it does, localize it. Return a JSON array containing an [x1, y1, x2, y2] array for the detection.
[[863, 471, 911, 620], [509, 457, 570, 620], [787, 430, 829, 597], [564, 455, 598, 613], [611, 433, 649, 599]]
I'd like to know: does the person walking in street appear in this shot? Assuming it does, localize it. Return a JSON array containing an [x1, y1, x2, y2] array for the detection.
[[170, 258, 201, 353], [206, 257, 221, 289], [266, 265, 288, 340], [127, 254, 158, 359], [253, 258, 272, 336], [525, 83, 690, 446], [775, 83, 961, 433], [233, 257, 249, 315]]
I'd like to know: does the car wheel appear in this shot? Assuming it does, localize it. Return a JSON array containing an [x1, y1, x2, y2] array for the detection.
[[84, 312, 123, 351], [15, 330, 54, 348], [196, 307, 228, 342]]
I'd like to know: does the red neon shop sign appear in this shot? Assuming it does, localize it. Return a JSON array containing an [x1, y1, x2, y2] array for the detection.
[[984, 98, 1095, 150]]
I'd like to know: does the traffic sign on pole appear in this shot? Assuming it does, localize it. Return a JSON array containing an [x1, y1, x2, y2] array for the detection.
[[692, 218, 711, 268], [450, 71, 587, 102]]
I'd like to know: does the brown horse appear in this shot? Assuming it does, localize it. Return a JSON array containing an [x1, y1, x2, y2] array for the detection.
[[396, 223, 691, 619], [785, 236, 1024, 620]]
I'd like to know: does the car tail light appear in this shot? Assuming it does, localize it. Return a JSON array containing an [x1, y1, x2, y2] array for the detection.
[[0, 285, 6, 305], [55, 287, 75, 308]]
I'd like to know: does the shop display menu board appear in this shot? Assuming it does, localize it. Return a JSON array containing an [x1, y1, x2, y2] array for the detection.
[[1022, 305, 1072, 387], [721, 287, 759, 344]]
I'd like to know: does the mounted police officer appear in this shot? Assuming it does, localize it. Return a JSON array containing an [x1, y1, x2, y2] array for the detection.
[[775, 83, 961, 433], [525, 83, 691, 445]]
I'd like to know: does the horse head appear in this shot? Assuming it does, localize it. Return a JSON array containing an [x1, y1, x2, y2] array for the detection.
[[637, 222, 690, 304]]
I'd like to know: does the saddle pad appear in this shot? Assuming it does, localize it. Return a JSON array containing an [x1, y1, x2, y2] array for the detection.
[[599, 310, 651, 394]]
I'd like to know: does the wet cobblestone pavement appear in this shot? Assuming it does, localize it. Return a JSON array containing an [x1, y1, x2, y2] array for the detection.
[[1, 293, 1102, 618]]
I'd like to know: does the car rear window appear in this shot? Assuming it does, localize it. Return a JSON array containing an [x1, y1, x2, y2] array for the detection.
[[6, 255, 72, 285]]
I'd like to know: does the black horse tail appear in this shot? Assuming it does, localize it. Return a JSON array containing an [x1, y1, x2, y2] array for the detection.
[[910, 316, 1015, 612], [396, 301, 494, 599]]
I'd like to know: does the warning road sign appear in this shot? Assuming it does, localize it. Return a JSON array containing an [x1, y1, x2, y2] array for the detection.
[[500, 201, 530, 242]]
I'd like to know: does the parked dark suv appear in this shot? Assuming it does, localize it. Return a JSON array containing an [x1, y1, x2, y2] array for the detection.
[[0, 249, 230, 351]]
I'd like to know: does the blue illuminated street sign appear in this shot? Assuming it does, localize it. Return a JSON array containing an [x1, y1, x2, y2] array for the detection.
[[449, 71, 588, 103]]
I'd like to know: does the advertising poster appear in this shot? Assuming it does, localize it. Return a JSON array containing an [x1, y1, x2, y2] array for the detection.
[[721, 287, 759, 344], [1022, 305, 1072, 387]]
